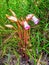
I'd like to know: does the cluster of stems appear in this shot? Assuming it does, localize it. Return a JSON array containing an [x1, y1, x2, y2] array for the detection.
[[5, 9, 39, 59]]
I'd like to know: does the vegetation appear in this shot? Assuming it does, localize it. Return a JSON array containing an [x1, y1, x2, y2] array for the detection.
[[0, 0, 49, 65]]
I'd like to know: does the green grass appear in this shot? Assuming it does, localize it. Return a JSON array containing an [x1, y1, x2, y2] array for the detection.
[[0, 0, 49, 65]]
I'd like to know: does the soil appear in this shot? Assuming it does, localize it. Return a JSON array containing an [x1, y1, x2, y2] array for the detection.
[[0, 54, 34, 65], [0, 53, 49, 65]]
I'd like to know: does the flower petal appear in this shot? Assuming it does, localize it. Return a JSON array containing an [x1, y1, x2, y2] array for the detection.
[[23, 21, 30, 30], [31, 16, 39, 24], [26, 14, 33, 21]]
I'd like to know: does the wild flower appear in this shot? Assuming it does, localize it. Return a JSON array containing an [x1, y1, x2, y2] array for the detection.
[[23, 21, 30, 30], [5, 9, 39, 60], [26, 14, 39, 24]]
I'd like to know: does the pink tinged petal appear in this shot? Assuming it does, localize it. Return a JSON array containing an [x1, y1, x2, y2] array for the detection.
[[23, 21, 30, 30], [31, 16, 39, 24], [26, 14, 33, 20], [8, 16, 17, 22]]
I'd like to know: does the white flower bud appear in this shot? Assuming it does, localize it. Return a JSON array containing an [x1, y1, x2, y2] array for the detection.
[[5, 24, 14, 28], [8, 16, 17, 22]]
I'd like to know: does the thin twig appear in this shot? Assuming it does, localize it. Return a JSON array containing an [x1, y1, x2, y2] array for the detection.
[[37, 53, 42, 65]]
